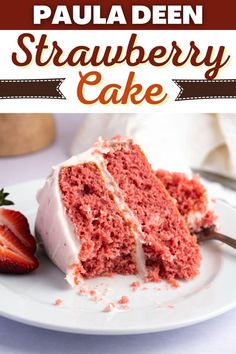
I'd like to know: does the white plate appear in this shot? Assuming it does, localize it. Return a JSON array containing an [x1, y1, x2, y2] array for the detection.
[[0, 179, 236, 335]]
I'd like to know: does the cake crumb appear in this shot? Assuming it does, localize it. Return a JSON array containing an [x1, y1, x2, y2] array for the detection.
[[169, 278, 179, 288], [53, 298, 63, 306], [103, 303, 116, 313], [167, 304, 175, 309], [118, 296, 129, 304], [79, 286, 88, 296], [89, 289, 97, 296], [74, 276, 80, 286], [142, 287, 148, 291], [130, 281, 141, 290]]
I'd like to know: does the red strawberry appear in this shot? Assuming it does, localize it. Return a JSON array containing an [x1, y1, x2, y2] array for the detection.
[[0, 225, 39, 274], [0, 209, 36, 253]]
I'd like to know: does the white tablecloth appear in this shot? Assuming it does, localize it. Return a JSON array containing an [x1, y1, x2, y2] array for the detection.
[[0, 114, 236, 354]]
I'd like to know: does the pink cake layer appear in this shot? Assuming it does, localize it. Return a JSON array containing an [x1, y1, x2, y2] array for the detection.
[[104, 142, 201, 283], [156, 170, 217, 233], [59, 162, 137, 280]]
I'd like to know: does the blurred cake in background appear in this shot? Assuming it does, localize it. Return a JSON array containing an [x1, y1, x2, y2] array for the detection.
[[156, 170, 217, 233]]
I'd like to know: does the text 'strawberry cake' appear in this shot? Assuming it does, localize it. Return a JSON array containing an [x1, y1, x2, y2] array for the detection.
[[36, 137, 201, 286], [156, 170, 217, 233]]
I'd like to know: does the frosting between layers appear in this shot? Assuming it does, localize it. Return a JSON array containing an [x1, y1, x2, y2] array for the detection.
[[36, 137, 147, 286]]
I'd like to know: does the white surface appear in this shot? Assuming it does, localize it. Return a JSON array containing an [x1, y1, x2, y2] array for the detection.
[[1, 179, 236, 337]]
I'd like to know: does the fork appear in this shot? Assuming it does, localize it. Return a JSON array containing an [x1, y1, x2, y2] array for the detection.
[[192, 168, 236, 192], [197, 228, 236, 249]]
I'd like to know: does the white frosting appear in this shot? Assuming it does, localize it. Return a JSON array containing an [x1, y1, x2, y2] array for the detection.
[[187, 189, 215, 231], [35, 138, 147, 286], [187, 211, 205, 230], [36, 168, 82, 276]]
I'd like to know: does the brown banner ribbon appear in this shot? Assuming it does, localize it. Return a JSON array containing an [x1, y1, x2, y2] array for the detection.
[[0, 78, 65, 99], [173, 79, 236, 101]]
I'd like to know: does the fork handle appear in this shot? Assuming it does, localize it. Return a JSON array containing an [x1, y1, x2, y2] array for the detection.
[[213, 232, 236, 249], [204, 231, 236, 249]]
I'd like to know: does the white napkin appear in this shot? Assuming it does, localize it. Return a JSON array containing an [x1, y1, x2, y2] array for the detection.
[[71, 113, 236, 206]]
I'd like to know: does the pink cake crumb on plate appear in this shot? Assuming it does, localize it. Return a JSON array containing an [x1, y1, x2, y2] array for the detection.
[[53, 298, 63, 306], [103, 303, 116, 313], [89, 289, 96, 296], [118, 296, 129, 304], [130, 281, 141, 290]]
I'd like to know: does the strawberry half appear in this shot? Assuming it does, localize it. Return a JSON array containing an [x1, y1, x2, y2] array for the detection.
[[0, 225, 39, 274], [0, 209, 36, 253]]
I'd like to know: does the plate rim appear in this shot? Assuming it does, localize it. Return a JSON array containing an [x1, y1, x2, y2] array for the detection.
[[1, 298, 236, 335]]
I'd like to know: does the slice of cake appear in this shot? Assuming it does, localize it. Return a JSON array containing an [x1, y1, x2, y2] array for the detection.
[[156, 170, 217, 233], [36, 137, 200, 286]]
